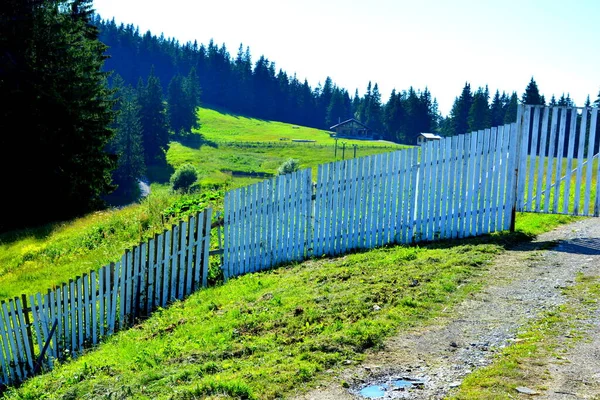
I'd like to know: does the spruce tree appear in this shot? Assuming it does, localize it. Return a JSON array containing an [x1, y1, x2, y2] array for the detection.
[[522, 77, 545, 105], [112, 87, 145, 193], [0, 0, 116, 232], [450, 82, 473, 135], [490, 90, 505, 126], [468, 87, 491, 131], [504, 92, 519, 124], [138, 67, 169, 164], [595, 90, 600, 107]]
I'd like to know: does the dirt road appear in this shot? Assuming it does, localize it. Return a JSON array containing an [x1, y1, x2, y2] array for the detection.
[[294, 218, 600, 399]]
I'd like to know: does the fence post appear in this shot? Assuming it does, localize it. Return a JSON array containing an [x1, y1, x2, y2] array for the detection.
[[509, 105, 525, 232]]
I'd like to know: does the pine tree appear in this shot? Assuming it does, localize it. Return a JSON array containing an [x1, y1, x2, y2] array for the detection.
[[595, 90, 600, 107], [365, 83, 383, 133], [504, 92, 519, 124], [522, 77, 545, 105], [468, 87, 491, 131], [490, 90, 505, 126], [450, 82, 473, 135], [138, 67, 169, 165], [112, 87, 145, 192], [167, 72, 200, 135], [0, 0, 116, 231]]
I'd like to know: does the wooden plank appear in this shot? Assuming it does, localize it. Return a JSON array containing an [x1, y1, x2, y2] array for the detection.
[[38, 293, 54, 368], [202, 209, 212, 288], [407, 148, 419, 243], [177, 220, 187, 299], [585, 109, 598, 215], [76, 277, 84, 350], [170, 223, 179, 302], [266, 180, 275, 267], [161, 230, 171, 307], [414, 145, 425, 243], [400, 149, 411, 243], [473, 130, 486, 236], [118, 255, 127, 330], [312, 165, 323, 256], [543, 108, 560, 213], [68, 280, 76, 352], [478, 129, 491, 235], [489, 127, 502, 232], [380, 153, 391, 245], [83, 273, 91, 343], [553, 107, 568, 212], [146, 237, 156, 313], [450, 135, 462, 238], [563, 108, 578, 213], [98, 266, 105, 338], [370, 154, 381, 247], [285, 173, 295, 259], [573, 109, 588, 215], [62, 283, 70, 351], [261, 179, 270, 269], [431, 140, 443, 240], [462, 133, 475, 237], [187, 215, 197, 292], [0, 308, 11, 384], [139, 242, 148, 314], [48, 289, 58, 358], [457, 134, 470, 237], [131, 246, 140, 317], [90, 271, 97, 345], [153, 234, 163, 310], [246, 185, 255, 272], [535, 108, 551, 212], [28, 295, 44, 359], [193, 212, 204, 287], [320, 163, 330, 253], [583, 108, 600, 215], [3, 301, 23, 381], [517, 106, 532, 210], [109, 262, 119, 335], [525, 106, 541, 211], [222, 193, 230, 280]]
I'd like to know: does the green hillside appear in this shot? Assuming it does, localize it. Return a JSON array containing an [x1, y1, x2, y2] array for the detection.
[[162, 108, 406, 188], [2, 213, 577, 400]]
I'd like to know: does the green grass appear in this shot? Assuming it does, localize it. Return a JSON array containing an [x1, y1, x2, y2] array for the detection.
[[1, 213, 577, 399], [195, 108, 398, 147], [0, 188, 224, 302], [450, 273, 600, 399]]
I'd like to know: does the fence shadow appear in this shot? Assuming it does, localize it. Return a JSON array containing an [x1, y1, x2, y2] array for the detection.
[[551, 238, 600, 255]]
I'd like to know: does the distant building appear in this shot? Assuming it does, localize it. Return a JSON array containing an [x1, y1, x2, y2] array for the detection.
[[416, 132, 442, 145], [330, 118, 373, 139]]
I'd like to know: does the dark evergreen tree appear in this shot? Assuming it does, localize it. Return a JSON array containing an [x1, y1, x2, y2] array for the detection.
[[468, 87, 491, 131], [111, 87, 145, 192], [365, 83, 384, 133], [384, 90, 404, 142], [167, 72, 200, 135], [0, 0, 116, 232], [137, 67, 169, 165], [595, 90, 600, 107], [449, 82, 473, 135], [490, 90, 505, 126], [326, 87, 349, 128], [504, 92, 519, 124], [522, 77, 545, 105]]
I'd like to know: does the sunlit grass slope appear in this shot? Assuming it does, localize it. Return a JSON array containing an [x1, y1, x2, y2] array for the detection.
[[194, 107, 397, 146], [3, 214, 577, 399]]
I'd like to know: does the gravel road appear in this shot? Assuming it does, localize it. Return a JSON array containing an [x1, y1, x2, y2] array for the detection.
[[294, 218, 600, 400]]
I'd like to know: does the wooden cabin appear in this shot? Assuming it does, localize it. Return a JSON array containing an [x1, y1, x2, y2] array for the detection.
[[330, 119, 372, 139], [416, 132, 442, 145]]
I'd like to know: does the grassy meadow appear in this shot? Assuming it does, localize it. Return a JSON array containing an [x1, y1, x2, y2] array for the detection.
[[0, 106, 590, 398], [2, 214, 577, 400]]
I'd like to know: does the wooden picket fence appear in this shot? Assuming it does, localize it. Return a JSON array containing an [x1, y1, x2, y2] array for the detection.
[[0, 210, 212, 387], [516, 105, 600, 216], [3, 104, 599, 388], [223, 122, 520, 277]]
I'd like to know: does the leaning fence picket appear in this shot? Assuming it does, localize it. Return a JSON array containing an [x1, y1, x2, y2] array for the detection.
[[573, 110, 588, 215], [585, 109, 598, 214]]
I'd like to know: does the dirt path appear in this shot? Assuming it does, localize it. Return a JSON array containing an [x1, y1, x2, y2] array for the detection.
[[294, 218, 600, 400]]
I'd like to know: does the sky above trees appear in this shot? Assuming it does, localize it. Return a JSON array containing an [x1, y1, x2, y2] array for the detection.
[[93, 0, 600, 116]]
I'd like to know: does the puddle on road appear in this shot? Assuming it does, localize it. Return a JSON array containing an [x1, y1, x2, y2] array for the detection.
[[359, 379, 422, 399]]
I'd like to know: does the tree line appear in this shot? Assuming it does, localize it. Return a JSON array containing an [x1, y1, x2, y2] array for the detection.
[[94, 17, 600, 145]]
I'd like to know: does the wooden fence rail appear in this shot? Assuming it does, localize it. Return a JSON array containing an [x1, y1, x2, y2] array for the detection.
[[0, 209, 212, 387], [224, 122, 519, 276]]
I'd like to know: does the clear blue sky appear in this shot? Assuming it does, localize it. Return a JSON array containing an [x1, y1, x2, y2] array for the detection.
[[93, 0, 600, 116]]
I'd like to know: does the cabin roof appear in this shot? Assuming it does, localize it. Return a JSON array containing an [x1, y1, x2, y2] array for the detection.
[[418, 132, 442, 140], [329, 118, 370, 130]]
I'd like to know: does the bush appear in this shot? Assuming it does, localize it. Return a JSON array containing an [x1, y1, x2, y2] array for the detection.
[[170, 163, 198, 193], [277, 158, 300, 175]]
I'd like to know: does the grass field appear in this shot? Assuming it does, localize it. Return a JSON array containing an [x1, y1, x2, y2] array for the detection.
[[194, 108, 398, 147], [2, 214, 577, 400]]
